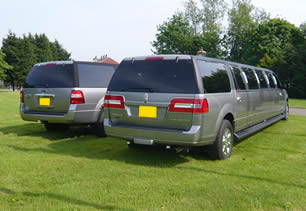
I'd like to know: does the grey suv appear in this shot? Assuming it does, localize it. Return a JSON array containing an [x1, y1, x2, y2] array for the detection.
[[103, 55, 288, 159], [20, 61, 117, 136]]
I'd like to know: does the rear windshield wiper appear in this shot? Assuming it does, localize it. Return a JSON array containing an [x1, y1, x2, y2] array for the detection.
[[120, 87, 154, 92], [32, 83, 48, 88]]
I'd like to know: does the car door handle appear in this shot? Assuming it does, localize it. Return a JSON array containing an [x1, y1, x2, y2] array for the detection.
[[237, 96, 242, 103]]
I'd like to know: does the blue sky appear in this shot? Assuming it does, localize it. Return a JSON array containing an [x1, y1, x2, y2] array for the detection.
[[0, 0, 305, 63]]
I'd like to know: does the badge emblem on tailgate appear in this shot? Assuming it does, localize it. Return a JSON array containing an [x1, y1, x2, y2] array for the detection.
[[144, 93, 148, 104]]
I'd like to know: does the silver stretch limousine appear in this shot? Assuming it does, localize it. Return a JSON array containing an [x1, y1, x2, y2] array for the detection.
[[103, 55, 288, 159]]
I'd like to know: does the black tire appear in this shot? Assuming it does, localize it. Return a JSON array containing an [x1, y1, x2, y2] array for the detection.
[[211, 119, 234, 160], [282, 102, 289, 121], [44, 123, 69, 131], [95, 111, 106, 137]]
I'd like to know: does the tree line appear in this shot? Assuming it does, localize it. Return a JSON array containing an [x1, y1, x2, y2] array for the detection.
[[0, 32, 71, 90], [152, 0, 306, 99]]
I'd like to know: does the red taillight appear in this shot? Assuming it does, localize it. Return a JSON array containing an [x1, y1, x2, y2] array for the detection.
[[104, 95, 125, 109], [71, 90, 85, 104], [145, 56, 164, 61], [46, 63, 57, 66], [194, 98, 209, 113], [168, 98, 209, 113], [20, 90, 24, 103]]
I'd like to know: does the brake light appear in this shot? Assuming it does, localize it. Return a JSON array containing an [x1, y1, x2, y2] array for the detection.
[[20, 90, 24, 103], [104, 95, 125, 109], [145, 56, 164, 61], [168, 98, 209, 113], [71, 90, 85, 104], [46, 63, 57, 66]]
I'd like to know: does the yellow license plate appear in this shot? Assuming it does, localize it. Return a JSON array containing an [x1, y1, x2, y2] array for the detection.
[[40, 97, 50, 106], [139, 106, 157, 118]]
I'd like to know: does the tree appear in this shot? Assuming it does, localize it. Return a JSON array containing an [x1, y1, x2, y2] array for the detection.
[[184, 0, 227, 57], [33, 34, 53, 62], [270, 21, 306, 98], [200, 0, 226, 35], [200, 0, 227, 57], [227, 0, 269, 62], [153, 0, 227, 57], [152, 0, 305, 98], [241, 18, 305, 98], [254, 19, 298, 67], [1, 32, 20, 90], [50, 40, 71, 61], [184, 0, 202, 35], [1, 32, 71, 89], [14, 35, 37, 87], [0, 50, 12, 81], [152, 13, 205, 55]]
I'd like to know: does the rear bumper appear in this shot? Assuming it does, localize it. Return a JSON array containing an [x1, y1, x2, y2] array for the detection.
[[20, 104, 101, 124], [104, 119, 214, 146]]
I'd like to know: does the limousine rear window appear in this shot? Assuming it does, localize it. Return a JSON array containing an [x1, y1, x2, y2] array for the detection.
[[267, 73, 276, 88], [107, 59, 200, 94], [255, 70, 268, 89], [243, 68, 259, 90], [231, 66, 246, 90], [272, 73, 280, 88], [264, 74, 270, 86], [197, 60, 231, 93]]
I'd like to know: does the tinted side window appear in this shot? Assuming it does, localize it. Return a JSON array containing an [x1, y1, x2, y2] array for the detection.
[[267, 73, 276, 88], [231, 66, 246, 90], [272, 73, 281, 88], [25, 64, 74, 88], [243, 68, 259, 89], [78, 64, 115, 88], [197, 60, 231, 93], [255, 69, 268, 89]]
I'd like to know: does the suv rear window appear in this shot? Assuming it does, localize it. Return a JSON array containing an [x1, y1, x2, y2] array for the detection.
[[107, 59, 199, 94], [24, 64, 74, 88], [77, 64, 115, 88]]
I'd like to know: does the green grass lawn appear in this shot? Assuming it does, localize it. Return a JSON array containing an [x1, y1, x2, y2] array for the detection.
[[289, 98, 306, 109], [0, 92, 305, 210]]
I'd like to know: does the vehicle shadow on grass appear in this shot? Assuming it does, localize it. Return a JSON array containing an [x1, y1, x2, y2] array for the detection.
[[3, 139, 194, 167], [0, 123, 93, 141], [0, 187, 127, 210], [0, 123, 197, 166], [0, 123, 216, 166]]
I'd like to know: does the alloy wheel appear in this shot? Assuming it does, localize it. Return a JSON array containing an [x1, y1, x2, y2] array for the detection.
[[222, 128, 232, 156]]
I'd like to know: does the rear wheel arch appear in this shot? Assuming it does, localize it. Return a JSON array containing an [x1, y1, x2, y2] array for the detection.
[[224, 113, 235, 130], [214, 103, 235, 135], [95, 107, 106, 137]]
